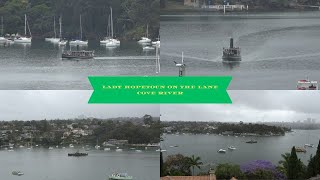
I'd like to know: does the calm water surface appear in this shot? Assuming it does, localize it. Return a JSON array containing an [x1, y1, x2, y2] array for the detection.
[[0, 40, 157, 89], [160, 11, 320, 89], [162, 130, 320, 169], [0, 148, 159, 180]]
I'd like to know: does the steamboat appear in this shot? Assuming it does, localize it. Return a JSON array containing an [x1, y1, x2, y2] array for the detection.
[[222, 37, 241, 62]]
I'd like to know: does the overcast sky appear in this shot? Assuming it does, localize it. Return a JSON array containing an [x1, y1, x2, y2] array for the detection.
[[161, 91, 320, 123], [0, 91, 159, 121]]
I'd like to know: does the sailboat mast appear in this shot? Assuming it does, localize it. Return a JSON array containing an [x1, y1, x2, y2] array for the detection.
[[1, 16, 3, 36], [107, 15, 110, 37], [59, 16, 62, 39], [80, 15, 82, 40], [54, 16, 56, 38], [25, 14, 27, 36], [147, 24, 149, 38], [110, 7, 113, 38]]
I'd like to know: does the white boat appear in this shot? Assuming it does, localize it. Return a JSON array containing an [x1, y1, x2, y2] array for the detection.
[[69, 144, 74, 148], [218, 149, 227, 153], [152, 40, 160, 48], [95, 145, 100, 150], [104, 148, 111, 151], [109, 173, 133, 180], [70, 15, 88, 46], [115, 148, 123, 152], [50, 17, 60, 43], [48, 147, 54, 150], [228, 146, 237, 150], [135, 150, 142, 152], [14, 14, 31, 43], [138, 24, 151, 43], [58, 16, 67, 46], [12, 171, 24, 176], [143, 46, 155, 51], [101, 7, 120, 46], [304, 144, 314, 148]]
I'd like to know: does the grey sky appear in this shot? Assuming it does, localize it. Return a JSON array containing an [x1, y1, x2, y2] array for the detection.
[[0, 91, 159, 121], [161, 91, 320, 122]]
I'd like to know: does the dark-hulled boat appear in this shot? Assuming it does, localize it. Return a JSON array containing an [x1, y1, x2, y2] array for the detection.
[[246, 140, 258, 144], [62, 50, 94, 59], [222, 38, 241, 62], [68, 151, 88, 157]]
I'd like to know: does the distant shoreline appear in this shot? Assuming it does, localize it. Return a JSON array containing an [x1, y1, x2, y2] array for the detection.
[[161, 6, 320, 14]]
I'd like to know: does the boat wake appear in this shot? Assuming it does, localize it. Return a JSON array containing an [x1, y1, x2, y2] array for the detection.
[[246, 52, 320, 62], [162, 52, 214, 62], [94, 56, 156, 60]]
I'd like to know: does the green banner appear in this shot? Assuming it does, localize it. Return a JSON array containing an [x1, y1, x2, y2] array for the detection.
[[88, 76, 232, 104]]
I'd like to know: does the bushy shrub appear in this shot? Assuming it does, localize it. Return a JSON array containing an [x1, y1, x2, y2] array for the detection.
[[241, 160, 286, 180]]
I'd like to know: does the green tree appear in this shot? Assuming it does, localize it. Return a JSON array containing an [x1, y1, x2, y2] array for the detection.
[[278, 152, 291, 176], [164, 154, 192, 176], [188, 155, 203, 176], [215, 163, 247, 180], [306, 140, 320, 178], [288, 146, 306, 179]]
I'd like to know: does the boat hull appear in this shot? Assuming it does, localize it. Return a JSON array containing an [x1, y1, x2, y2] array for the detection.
[[222, 55, 241, 62]]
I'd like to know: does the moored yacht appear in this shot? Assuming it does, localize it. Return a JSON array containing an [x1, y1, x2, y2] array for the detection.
[[228, 146, 237, 150], [14, 14, 32, 43], [101, 7, 120, 47], [138, 24, 151, 43], [70, 15, 88, 46]]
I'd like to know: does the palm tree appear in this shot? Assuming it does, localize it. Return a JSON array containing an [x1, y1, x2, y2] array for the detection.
[[278, 152, 291, 176], [188, 155, 203, 176]]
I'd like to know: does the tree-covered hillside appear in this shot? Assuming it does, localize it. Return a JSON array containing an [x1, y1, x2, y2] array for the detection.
[[0, 0, 160, 40]]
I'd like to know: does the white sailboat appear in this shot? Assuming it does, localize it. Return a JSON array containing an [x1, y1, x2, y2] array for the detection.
[[58, 16, 67, 46], [69, 15, 88, 46], [218, 149, 227, 153], [14, 14, 32, 43], [101, 7, 120, 47], [50, 17, 60, 43], [138, 24, 151, 43]]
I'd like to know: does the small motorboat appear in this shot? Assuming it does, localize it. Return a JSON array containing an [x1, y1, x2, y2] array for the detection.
[[246, 140, 258, 144], [48, 147, 54, 150], [109, 173, 133, 180], [69, 144, 74, 148], [68, 151, 88, 157], [104, 148, 111, 151], [228, 146, 237, 150], [218, 149, 227, 153], [135, 150, 142, 152], [12, 171, 24, 176], [304, 144, 314, 148], [296, 147, 307, 153]]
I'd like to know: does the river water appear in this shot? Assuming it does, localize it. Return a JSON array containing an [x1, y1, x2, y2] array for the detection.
[[0, 148, 159, 180], [0, 40, 157, 90], [162, 129, 320, 168], [160, 11, 320, 89]]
